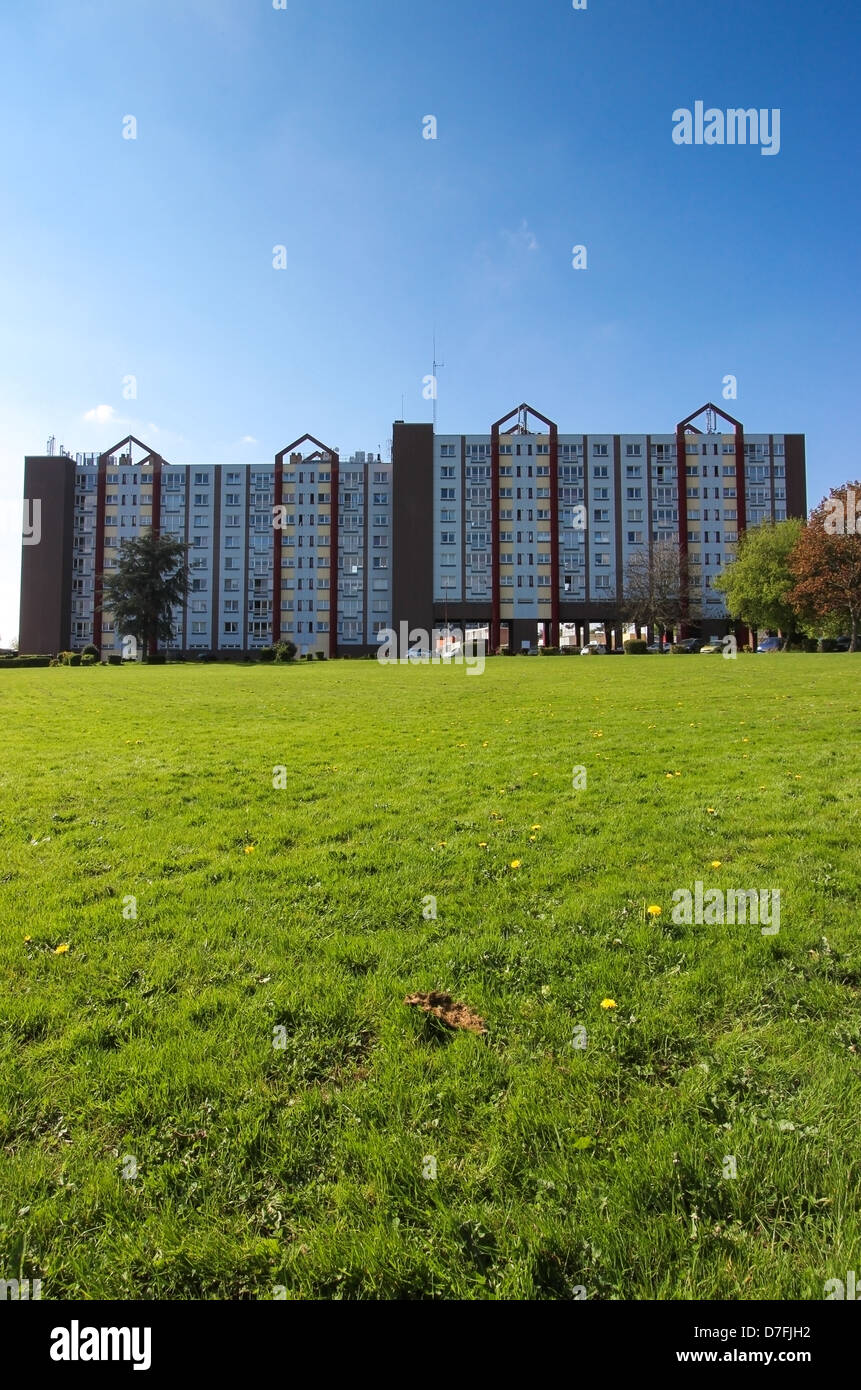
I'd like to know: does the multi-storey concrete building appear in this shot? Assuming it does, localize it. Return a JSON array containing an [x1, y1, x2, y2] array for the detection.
[[19, 402, 805, 657]]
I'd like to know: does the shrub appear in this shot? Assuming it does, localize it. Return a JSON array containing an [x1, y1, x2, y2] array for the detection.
[[315, 650, 327, 660], [82, 643, 100, 659], [258, 646, 276, 663], [274, 640, 297, 663], [0, 656, 51, 668], [819, 638, 837, 652], [670, 644, 692, 654], [81, 653, 97, 665], [623, 639, 649, 655], [540, 646, 560, 656], [196, 651, 214, 663]]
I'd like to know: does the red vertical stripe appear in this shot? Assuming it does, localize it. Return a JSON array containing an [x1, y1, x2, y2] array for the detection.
[[272, 456, 283, 643], [329, 451, 339, 657]]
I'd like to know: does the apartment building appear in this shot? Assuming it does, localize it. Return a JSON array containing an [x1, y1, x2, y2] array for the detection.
[[19, 402, 805, 656], [392, 401, 806, 651]]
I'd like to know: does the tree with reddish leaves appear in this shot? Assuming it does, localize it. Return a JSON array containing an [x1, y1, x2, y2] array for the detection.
[[788, 482, 861, 651]]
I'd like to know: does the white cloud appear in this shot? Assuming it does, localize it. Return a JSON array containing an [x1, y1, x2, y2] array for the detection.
[[503, 220, 539, 253], [83, 404, 118, 424], [240, 435, 258, 445]]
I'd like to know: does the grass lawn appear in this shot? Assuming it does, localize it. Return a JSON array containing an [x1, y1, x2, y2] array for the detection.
[[1, 655, 859, 1300]]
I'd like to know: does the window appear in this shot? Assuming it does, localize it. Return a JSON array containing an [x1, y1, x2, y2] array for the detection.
[[627, 531, 643, 544], [594, 552, 610, 566], [593, 445, 609, 458], [593, 464, 609, 477], [440, 466, 456, 478], [191, 621, 207, 635], [626, 444, 642, 457], [440, 488, 456, 500], [372, 557, 388, 569], [194, 515, 209, 527], [627, 487, 642, 500], [194, 472, 209, 485], [440, 532, 455, 545], [439, 444, 456, 458], [223, 621, 239, 634]]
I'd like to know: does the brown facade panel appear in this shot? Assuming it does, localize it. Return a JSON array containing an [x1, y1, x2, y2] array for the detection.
[[19, 456, 76, 654], [784, 435, 807, 518], [391, 422, 434, 639]]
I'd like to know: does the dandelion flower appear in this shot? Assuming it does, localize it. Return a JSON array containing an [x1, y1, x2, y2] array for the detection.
[[529, 835, 536, 842], [706, 808, 716, 815], [244, 845, 255, 854], [711, 860, 722, 869], [479, 841, 488, 849], [54, 943, 69, 955], [647, 905, 662, 917], [510, 859, 522, 869], [23, 935, 32, 943], [601, 998, 617, 1010], [531, 824, 541, 831]]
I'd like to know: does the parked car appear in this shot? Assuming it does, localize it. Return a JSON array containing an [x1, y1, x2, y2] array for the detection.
[[673, 638, 703, 653], [699, 644, 723, 654], [581, 643, 606, 655], [646, 642, 669, 654], [833, 636, 851, 652], [756, 636, 781, 653]]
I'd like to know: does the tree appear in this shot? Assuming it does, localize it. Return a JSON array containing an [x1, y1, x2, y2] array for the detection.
[[787, 483, 861, 651], [103, 530, 189, 659], [623, 539, 699, 639], [713, 518, 803, 648]]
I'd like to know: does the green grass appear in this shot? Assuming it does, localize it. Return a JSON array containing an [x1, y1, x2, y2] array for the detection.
[[1, 655, 859, 1300]]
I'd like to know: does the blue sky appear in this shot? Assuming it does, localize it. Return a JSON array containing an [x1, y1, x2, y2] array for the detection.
[[1, 0, 859, 640]]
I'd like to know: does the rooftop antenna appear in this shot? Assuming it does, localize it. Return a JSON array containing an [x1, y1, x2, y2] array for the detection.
[[46, 434, 56, 456], [432, 331, 445, 433]]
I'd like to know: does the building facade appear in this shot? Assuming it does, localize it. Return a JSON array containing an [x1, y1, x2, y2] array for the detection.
[[19, 403, 806, 656]]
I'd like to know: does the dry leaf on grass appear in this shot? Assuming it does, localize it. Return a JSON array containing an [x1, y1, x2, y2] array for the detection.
[[404, 991, 487, 1034]]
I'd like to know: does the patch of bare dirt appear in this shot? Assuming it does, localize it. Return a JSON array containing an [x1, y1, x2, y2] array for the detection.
[[404, 992, 487, 1034]]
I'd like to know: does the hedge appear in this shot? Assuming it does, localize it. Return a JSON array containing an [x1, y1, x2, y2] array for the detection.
[[623, 639, 649, 655], [0, 656, 51, 668]]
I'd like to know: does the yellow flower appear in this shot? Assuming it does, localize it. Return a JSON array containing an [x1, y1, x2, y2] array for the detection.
[[529, 835, 536, 842], [437, 841, 447, 848], [478, 841, 488, 848], [244, 845, 255, 854], [665, 773, 674, 780], [482, 741, 489, 747], [706, 808, 716, 815], [23, 935, 32, 943], [54, 943, 70, 955], [710, 860, 722, 869], [531, 772, 539, 777], [510, 859, 522, 869], [647, 905, 662, 917], [600, 998, 617, 1010]]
